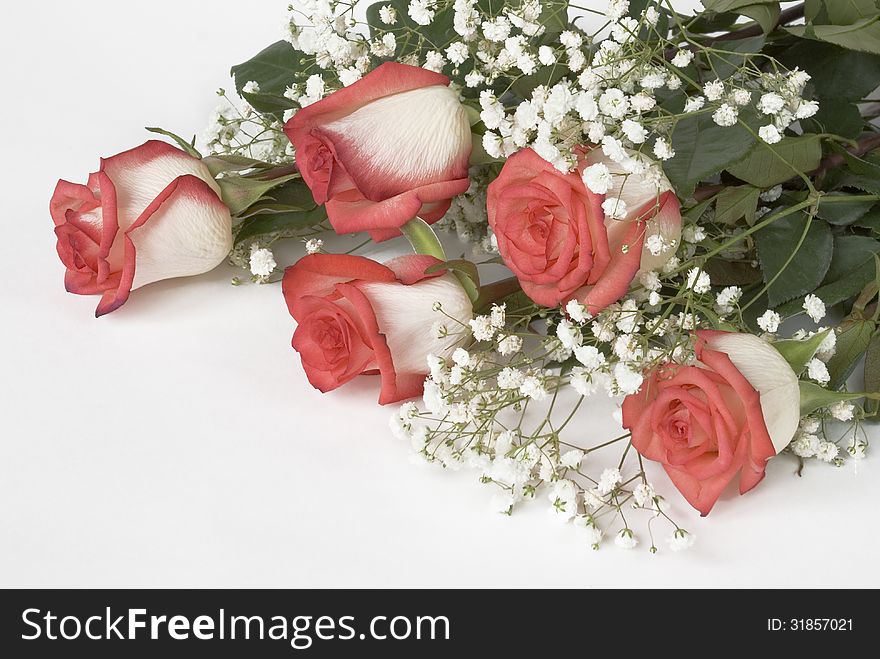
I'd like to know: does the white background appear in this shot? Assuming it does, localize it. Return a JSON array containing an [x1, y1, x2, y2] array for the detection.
[[1, 1, 877, 588]]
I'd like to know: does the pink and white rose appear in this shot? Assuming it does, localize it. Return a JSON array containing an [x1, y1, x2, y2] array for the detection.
[[50, 141, 233, 316], [285, 62, 473, 242]]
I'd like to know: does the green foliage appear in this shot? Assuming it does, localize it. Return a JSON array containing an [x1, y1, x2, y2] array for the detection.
[[826, 319, 877, 388], [798, 381, 868, 416], [773, 330, 831, 375], [664, 113, 756, 197], [809, 235, 880, 307], [755, 212, 833, 307], [738, 3, 782, 34], [787, 17, 880, 56], [780, 42, 880, 100], [715, 185, 760, 225], [816, 193, 876, 225], [231, 41, 307, 96], [727, 135, 823, 188]]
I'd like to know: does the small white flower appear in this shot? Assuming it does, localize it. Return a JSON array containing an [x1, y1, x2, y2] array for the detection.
[[682, 225, 707, 244], [716, 286, 742, 310], [760, 185, 783, 202], [559, 30, 583, 49], [575, 517, 604, 547], [561, 449, 585, 470], [497, 367, 525, 390], [249, 245, 277, 279], [807, 358, 831, 385], [795, 100, 819, 119], [482, 16, 511, 42], [613, 363, 644, 395], [816, 328, 837, 361], [556, 319, 583, 351], [490, 491, 516, 515], [757, 310, 781, 334], [305, 238, 323, 255], [598, 468, 622, 495], [615, 529, 639, 550], [791, 432, 820, 458], [803, 294, 826, 323], [758, 92, 786, 115], [640, 72, 667, 90], [574, 345, 607, 371], [520, 376, 548, 401], [446, 42, 469, 65], [800, 417, 821, 434], [379, 5, 398, 24], [337, 67, 362, 87], [621, 119, 648, 144], [829, 401, 855, 422], [644, 6, 660, 25], [408, 0, 436, 26], [653, 137, 675, 161], [759, 124, 782, 144], [732, 89, 752, 106], [683, 96, 705, 113], [633, 483, 655, 507], [470, 315, 496, 342], [599, 88, 630, 119], [686, 268, 712, 294], [640, 271, 661, 292], [582, 162, 614, 195], [848, 440, 868, 460], [704, 80, 725, 102], [667, 529, 696, 552], [452, 348, 471, 368], [603, 197, 629, 220], [671, 50, 694, 68], [630, 92, 656, 113], [490, 304, 506, 329], [242, 80, 261, 94], [566, 300, 591, 324], [538, 45, 556, 66], [816, 441, 840, 463], [497, 335, 523, 356], [712, 103, 738, 127]]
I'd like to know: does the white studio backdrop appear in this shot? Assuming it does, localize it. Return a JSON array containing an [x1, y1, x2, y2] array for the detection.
[[2, 1, 877, 588]]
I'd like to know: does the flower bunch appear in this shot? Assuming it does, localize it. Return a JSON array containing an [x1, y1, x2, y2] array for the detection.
[[51, 0, 880, 552]]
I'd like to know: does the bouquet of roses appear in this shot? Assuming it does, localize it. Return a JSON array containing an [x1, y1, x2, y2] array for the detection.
[[51, 0, 880, 551]]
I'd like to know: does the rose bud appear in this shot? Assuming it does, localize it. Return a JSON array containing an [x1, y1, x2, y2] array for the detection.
[[622, 331, 801, 516], [488, 147, 681, 314], [286, 62, 473, 242], [282, 254, 473, 405], [51, 141, 233, 316]]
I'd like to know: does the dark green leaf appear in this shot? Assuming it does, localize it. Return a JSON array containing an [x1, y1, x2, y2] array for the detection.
[[241, 91, 297, 115], [806, 234, 880, 307], [829, 142, 880, 178], [703, 0, 778, 11], [816, 193, 876, 225], [715, 185, 761, 224], [826, 319, 877, 388], [704, 35, 767, 79], [825, 0, 880, 25], [217, 173, 300, 215], [802, 98, 865, 139], [704, 259, 763, 286], [865, 334, 880, 414], [727, 135, 823, 187], [738, 3, 782, 34], [779, 41, 880, 100], [755, 212, 833, 307], [426, 259, 481, 288], [856, 208, 880, 233], [664, 112, 757, 197], [203, 155, 271, 178], [234, 206, 328, 246], [231, 41, 307, 96], [786, 17, 880, 56]]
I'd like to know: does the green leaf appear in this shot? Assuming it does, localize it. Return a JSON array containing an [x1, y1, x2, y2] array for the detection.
[[799, 381, 868, 416], [786, 17, 880, 56], [217, 173, 301, 215], [779, 42, 880, 100], [145, 127, 201, 159], [826, 319, 877, 388], [241, 91, 297, 116], [802, 98, 865, 139], [810, 235, 880, 307], [727, 135, 823, 187], [829, 142, 880, 179], [231, 41, 306, 96], [738, 3, 782, 34], [234, 207, 328, 246], [824, 0, 880, 25], [704, 35, 767, 79], [203, 155, 271, 178], [664, 112, 757, 197], [755, 212, 833, 307], [715, 185, 761, 225], [856, 208, 880, 233], [816, 193, 876, 225], [805, 0, 829, 23], [425, 259, 481, 303], [704, 259, 763, 286], [865, 334, 880, 414], [773, 330, 832, 375], [400, 218, 447, 261]]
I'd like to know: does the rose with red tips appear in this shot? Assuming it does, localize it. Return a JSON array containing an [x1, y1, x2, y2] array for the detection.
[[283, 253, 474, 405], [50, 141, 233, 316], [285, 62, 473, 243], [487, 147, 681, 314], [622, 331, 801, 516]]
